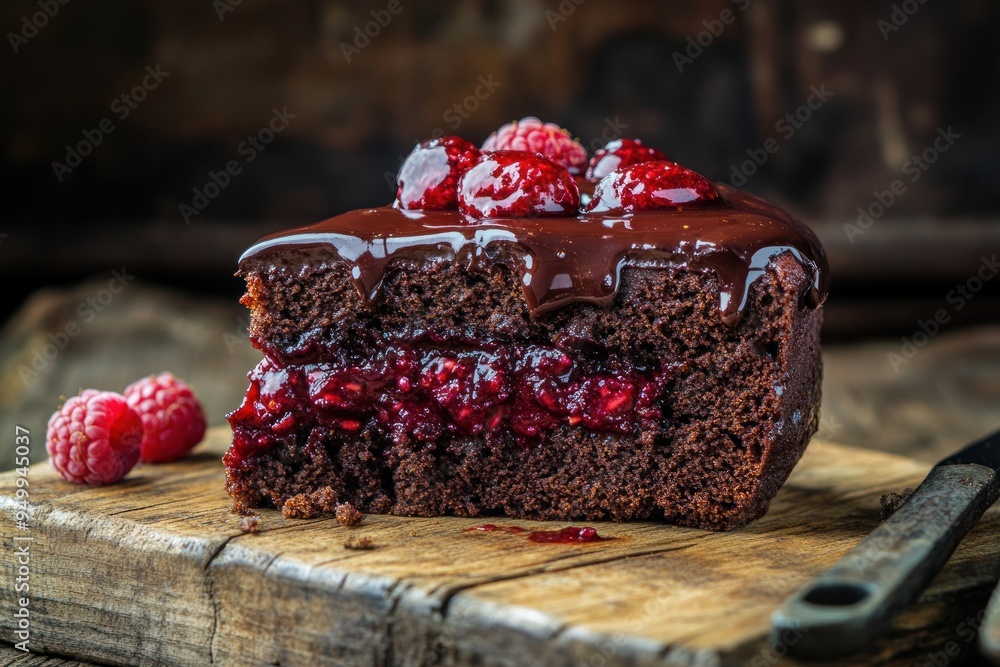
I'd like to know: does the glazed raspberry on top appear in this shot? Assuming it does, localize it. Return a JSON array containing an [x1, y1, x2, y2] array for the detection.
[[125, 372, 207, 463], [458, 151, 580, 219], [586, 160, 720, 214], [586, 139, 670, 181], [482, 117, 588, 174], [395, 136, 480, 210], [46, 389, 143, 485]]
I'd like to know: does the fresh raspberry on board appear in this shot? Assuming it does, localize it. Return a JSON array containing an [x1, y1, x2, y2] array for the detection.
[[46, 390, 143, 485], [586, 160, 720, 214], [586, 139, 670, 181], [395, 136, 480, 210], [482, 117, 588, 174], [125, 372, 207, 463], [458, 150, 581, 219]]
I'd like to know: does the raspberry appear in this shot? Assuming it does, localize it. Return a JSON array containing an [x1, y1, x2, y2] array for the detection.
[[125, 373, 207, 463], [585, 160, 720, 214], [585, 139, 670, 181], [482, 117, 587, 174], [395, 136, 480, 210], [46, 390, 143, 485], [458, 151, 580, 219]]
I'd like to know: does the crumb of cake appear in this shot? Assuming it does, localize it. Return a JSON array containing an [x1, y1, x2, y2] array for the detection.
[[879, 488, 915, 521], [335, 502, 364, 527], [314, 486, 340, 513], [280, 486, 340, 519], [344, 535, 375, 550], [238, 515, 261, 534], [281, 493, 313, 519]]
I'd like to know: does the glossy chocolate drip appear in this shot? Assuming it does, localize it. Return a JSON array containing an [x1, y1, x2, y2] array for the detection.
[[240, 186, 829, 326]]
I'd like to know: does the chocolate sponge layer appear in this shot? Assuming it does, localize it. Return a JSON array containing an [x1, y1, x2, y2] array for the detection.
[[228, 250, 822, 530]]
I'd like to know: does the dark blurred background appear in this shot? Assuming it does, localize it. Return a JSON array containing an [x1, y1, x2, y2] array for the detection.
[[2, 0, 999, 464]]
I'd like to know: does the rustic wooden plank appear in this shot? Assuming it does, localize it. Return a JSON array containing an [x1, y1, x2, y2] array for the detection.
[[1, 429, 998, 667]]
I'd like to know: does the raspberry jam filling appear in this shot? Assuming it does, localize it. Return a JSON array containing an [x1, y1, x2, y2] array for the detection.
[[226, 342, 675, 468]]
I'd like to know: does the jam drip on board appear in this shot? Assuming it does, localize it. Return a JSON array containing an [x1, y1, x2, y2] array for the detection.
[[465, 524, 610, 544]]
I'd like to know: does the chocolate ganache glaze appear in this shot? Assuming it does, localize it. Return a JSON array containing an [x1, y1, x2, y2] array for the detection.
[[240, 185, 828, 326]]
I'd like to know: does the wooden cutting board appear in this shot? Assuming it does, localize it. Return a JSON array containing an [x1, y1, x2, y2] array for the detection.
[[2, 428, 999, 667]]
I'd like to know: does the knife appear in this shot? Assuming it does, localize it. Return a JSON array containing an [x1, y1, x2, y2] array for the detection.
[[770, 428, 1000, 661]]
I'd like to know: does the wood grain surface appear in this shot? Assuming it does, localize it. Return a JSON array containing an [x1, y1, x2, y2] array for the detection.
[[2, 428, 1000, 666]]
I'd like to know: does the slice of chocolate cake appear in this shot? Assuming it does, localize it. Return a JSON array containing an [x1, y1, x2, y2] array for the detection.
[[226, 120, 828, 531]]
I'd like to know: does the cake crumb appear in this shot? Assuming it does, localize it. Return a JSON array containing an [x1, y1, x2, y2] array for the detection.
[[314, 486, 340, 513], [344, 535, 375, 550], [335, 502, 364, 527], [281, 486, 341, 519], [879, 488, 915, 521], [238, 515, 261, 534], [281, 493, 314, 519]]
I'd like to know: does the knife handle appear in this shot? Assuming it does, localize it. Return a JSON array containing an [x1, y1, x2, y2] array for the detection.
[[771, 463, 999, 661]]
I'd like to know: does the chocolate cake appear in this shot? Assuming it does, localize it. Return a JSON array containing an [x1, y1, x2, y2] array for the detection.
[[226, 120, 828, 531]]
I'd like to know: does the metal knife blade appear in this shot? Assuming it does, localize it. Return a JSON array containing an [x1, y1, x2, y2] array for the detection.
[[771, 428, 1000, 661]]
